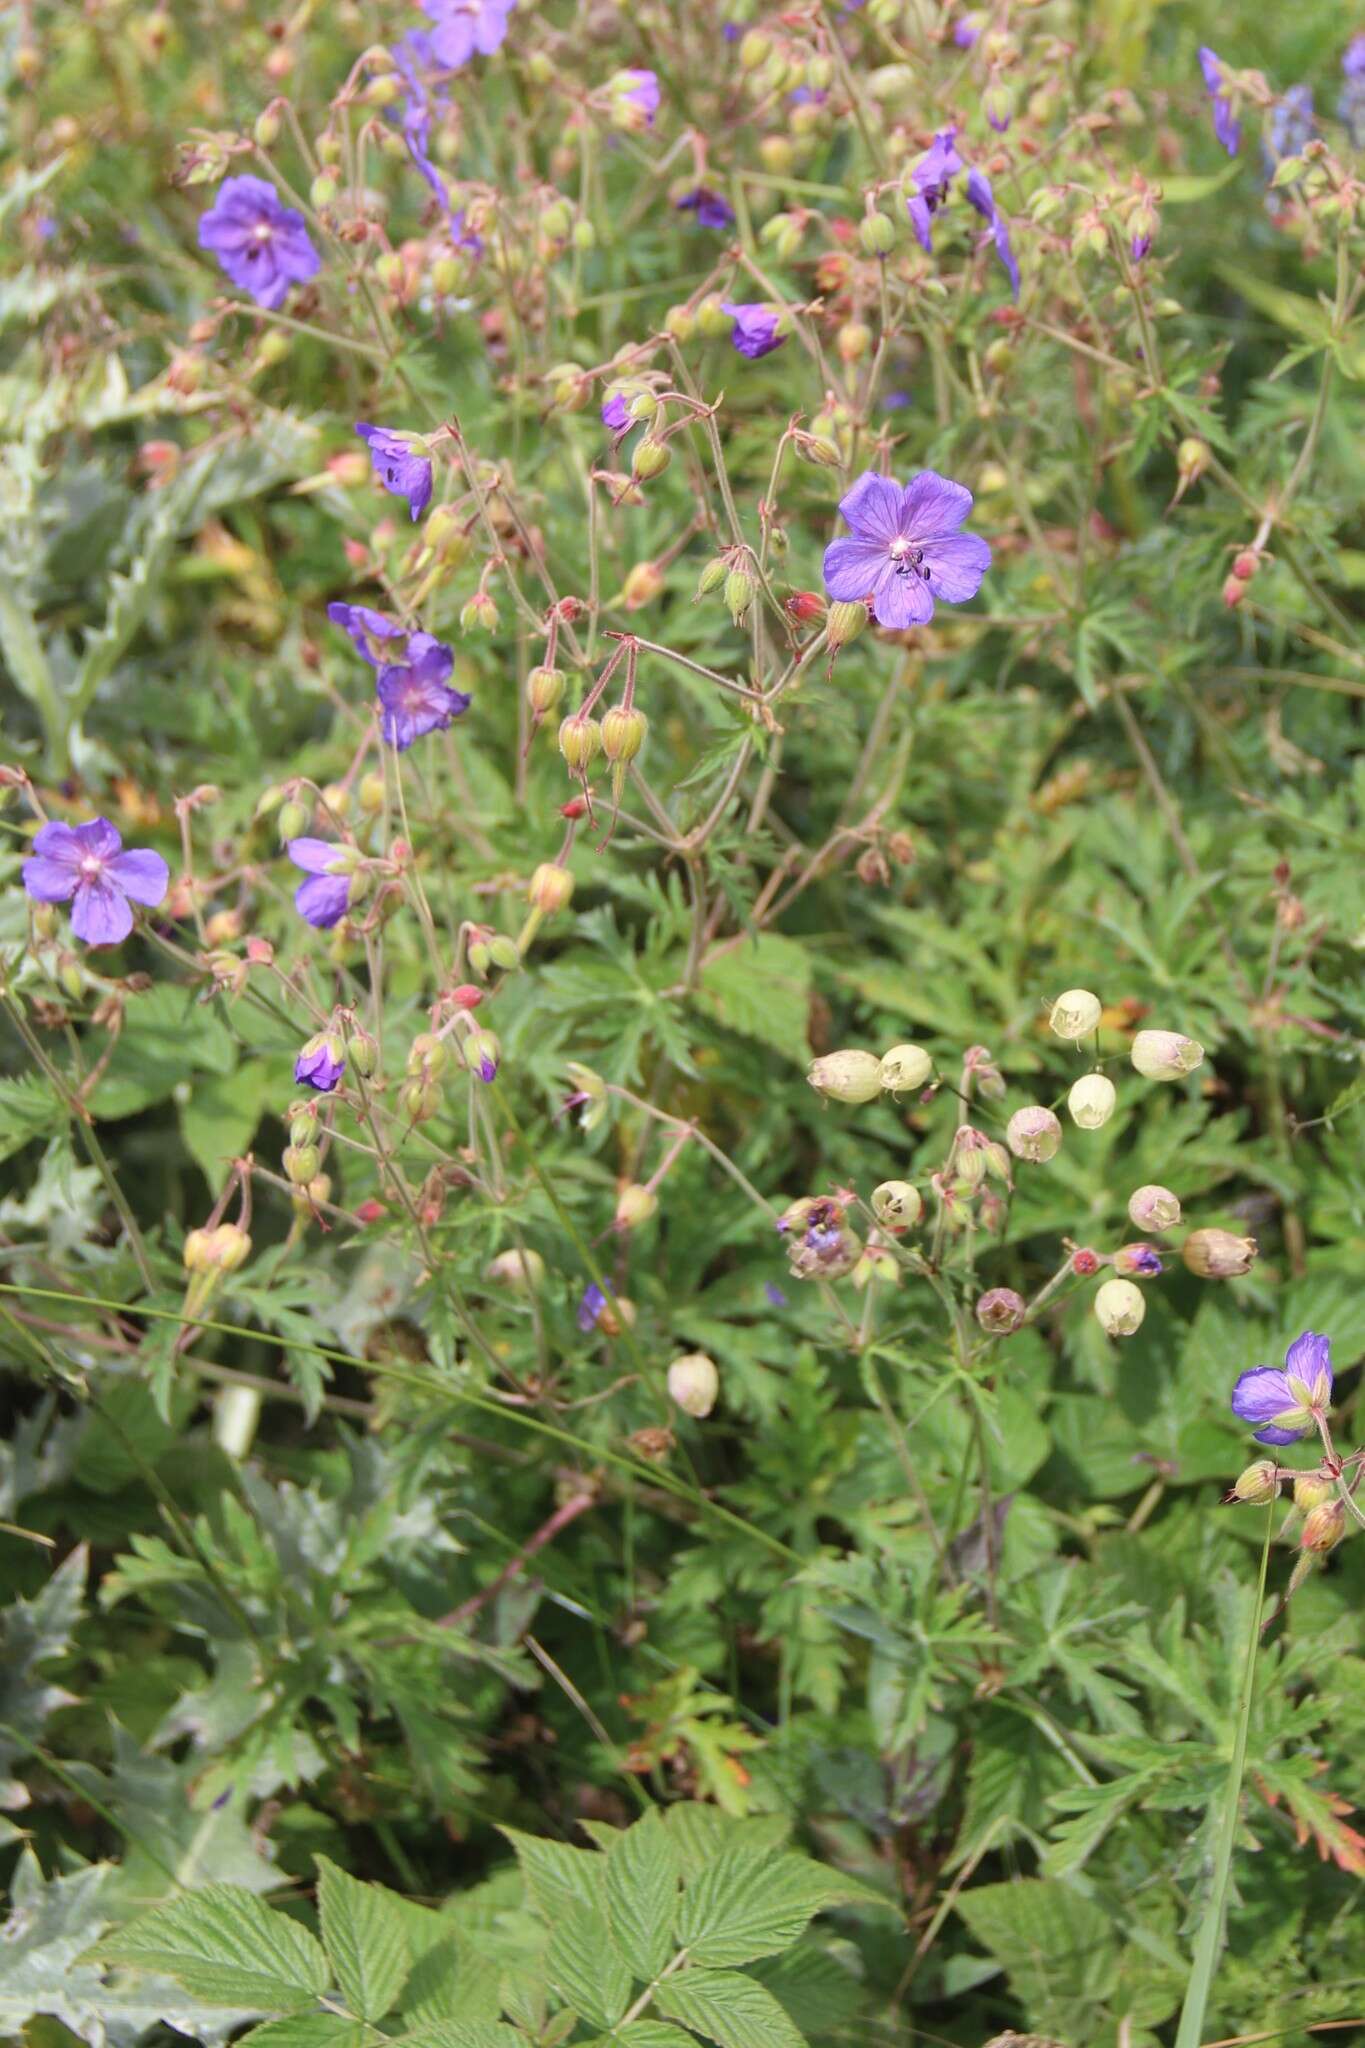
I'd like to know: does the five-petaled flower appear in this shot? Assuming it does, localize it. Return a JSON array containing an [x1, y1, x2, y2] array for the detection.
[[905, 129, 964, 250], [22, 818, 169, 947], [355, 423, 433, 521], [822, 471, 992, 630], [327, 601, 405, 667], [376, 633, 471, 750], [421, 0, 516, 70], [288, 839, 356, 929], [722, 301, 787, 359], [964, 167, 1019, 298], [676, 186, 735, 230], [1231, 1331, 1334, 1445], [611, 68, 661, 131], [1199, 47, 1241, 155], [198, 176, 321, 310], [295, 1032, 346, 1092]]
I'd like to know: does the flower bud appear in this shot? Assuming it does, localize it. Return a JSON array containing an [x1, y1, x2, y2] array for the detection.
[[1131, 1029, 1204, 1079], [1300, 1499, 1347, 1553], [461, 1028, 501, 1082], [278, 798, 309, 843], [667, 1351, 719, 1418], [407, 1032, 450, 1078], [807, 1049, 883, 1104], [631, 436, 671, 480], [487, 935, 521, 971], [1067, 1073, 1116, 1129], [1128, 1184, 1181, 1231], [1094, 1277, 1146, 1337], [183, 1228, 212, 1272], [739, 29, 771, 69], [696, 556, 729, 598], [1005, 1105, 1062, 1163], [460, 591, 499, 633], [283, 1142, 320, 1185], [400, 1078, 442, 1122], [825, 599, 869, 648], [528, 863, 574, 914], [836, 321, 872, 364], [558, 712, 602, 772], [527, 665, 566, 714], [664, 302, 695, 341], [859, 211, 896, 256], [601, 705, 648, 763], [348, 1030, 378, 1078], [1229, 1459, 1280, 1504], [1177, 437, 1209, 485], [209, 1223, 251, 1273], [879, 1043, 932, 1094], [697, 294, 733, 339], [872, 1180, 921, 1228], [976, 1287, 1026, 1334], [1182, 1228, 1257, 1278], [614, 1183, 658, 1231], [724, 569, 755, 625], [289, 1107, 320, 1148], [485, 1247, 546, 1292], [621, 561, 665, 608], [1049, 988, 1102, 1040], [1112, 1242, 1163, 1278], [1293, 1473, 1334, 1512]]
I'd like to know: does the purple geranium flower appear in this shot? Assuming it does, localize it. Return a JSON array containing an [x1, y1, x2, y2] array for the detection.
[[953, 11, 982, 46], [288, 839, 355, 930], [327, 601, 405, 667], [823, 471, 992, 630], [905, 129, 964, 250], [1263, 83, 1314, 180], [391, 31, 447, 205], [577, 1282, 609, 1332], [1131, 231, 1152, 262], [602, 392, 631, 433], [421, 0, 515, 69], [197, 176, 321, 311], [22, 818, 169, 947], [295, 1032, 345, 1092], [355, 423, 433, 521], [1199, 47, 1241, 155], [676, 186, 735, 230], [721, 301, 787, 359], [614, 68, 661, 129], [1231, 1331, 1334, 1446], [376, 633, 471, 750], [964, 168, 1019, 297]]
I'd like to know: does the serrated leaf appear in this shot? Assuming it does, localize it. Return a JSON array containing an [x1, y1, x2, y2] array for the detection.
[[655, 1967, 807, 2048], [696, 933, 811, 1062], [316, 1856, 410, 2022], [606, 1808, 680, 1982], [545, 1895, 631, 2029], [613, 2028, 699, 2047], [179, 1062, 276, 1188], [0, 1072, 65, 1165], [240, 2018, 358, 2048], [390, 2027, 525, 2048], [677, 1848, 817, 1967], [93, 1885, 330, 2010], [500, 1827, 604, 1919]]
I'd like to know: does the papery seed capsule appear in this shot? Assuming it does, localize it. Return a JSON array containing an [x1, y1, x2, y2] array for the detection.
[[807, 1050, 883, 1103], [1068, 1073, 1116, 1129], [667, 1352, 720, 1417], [1229, 1460, 1279, 1504], [1128, 1183, 1181, 1231], [1131, 1028, 1204, 1079], [1182, 1227, 1257, 1278], [1006, 1106, 1062, 1163], [976, 1287, 1026, 1334], [872, 1180, 921, 1228], [1094, 1276, 1146, 1337], [1050, 988, 1102, 1039], [879, 1043, 932, 1094]]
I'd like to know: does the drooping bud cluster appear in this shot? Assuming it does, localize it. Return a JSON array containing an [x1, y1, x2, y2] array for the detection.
[[808, 1040, 934, 1104]]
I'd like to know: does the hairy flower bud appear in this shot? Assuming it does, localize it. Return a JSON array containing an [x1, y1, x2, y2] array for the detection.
[[621, 561, 665, 609], [1229, 1459, 1280, 1504], [407, 1032, 449, 1078], [528, 863, 574, 914], [1182, 1227, 1257, 1279], [558, 712, 602, 773], [601, 705, 648, 763], [1128, 1183, 1181, 1231], [1050, 988, 1102, 1040], [879, 1043, 932, 1094], [807, 1049, 883, 1103], [696, 556, 729, 598], [278, 798, 309, 843], [1067, 1073, 1116, 1129], [976, 1287, 1026, 1334], [283, 1142, 320, 1186], [1095, 1277, 1146, 1337], [1177, 437, 1209, 485], [615, 1183, 658, 1230], [1006, 1105, 1062, 1163], [1293, 1473, 1334, 1512], [485, 1247, 546, 1292], [859, 211, 896, 256], [1131, 1029, 1204, 1079], [724, 569, 755, 625], [667, 1351, 720, 1418], [632, 436, 671, 480], [872, 1180, 921, 1228], [460, 1028, 501, 1083], [825, 599, 869, 649], [527, 665, 566, 715], [1300, 1499, 1347, 1553]]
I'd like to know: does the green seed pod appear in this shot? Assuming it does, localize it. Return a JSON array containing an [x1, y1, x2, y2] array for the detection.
[[558, 712, 602, 772], [601, 705, 648, 763], [278, 799, 309, 843], [826, 600, 869, 649], [487, 935, 521, 971], [859, 211, 896, 256], [631, 436, 671, 480], [724, 569, 754, 624], [283, 1142, 321, 1186], [527, 665, 566, 714], [696, 556, 729, 598]]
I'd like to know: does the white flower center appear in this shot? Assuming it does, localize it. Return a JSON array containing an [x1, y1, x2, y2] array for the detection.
[[889, 536, 929, 579], [79, 855, 104, 880]]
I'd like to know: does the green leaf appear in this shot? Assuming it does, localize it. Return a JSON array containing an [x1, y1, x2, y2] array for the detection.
[[179, 1061, 276, 1187], [500, 1827, 604, 1918], [93, 1885, 331, 2010], [240, 2018, 359, 2048], [677, 1848, 819, 1968], [613, 2028, 699, 2047], [390, 2027, 526, 2048], [954, 1878, 1115, 2019], [696, 934, 811, 1062], [545, 1895, 632, 2029], [606, 1808, 680, 1982], [655, 1967, 807, 2048], [0, 1073, 65, 1165], [316, 1855, 411, 2022]]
